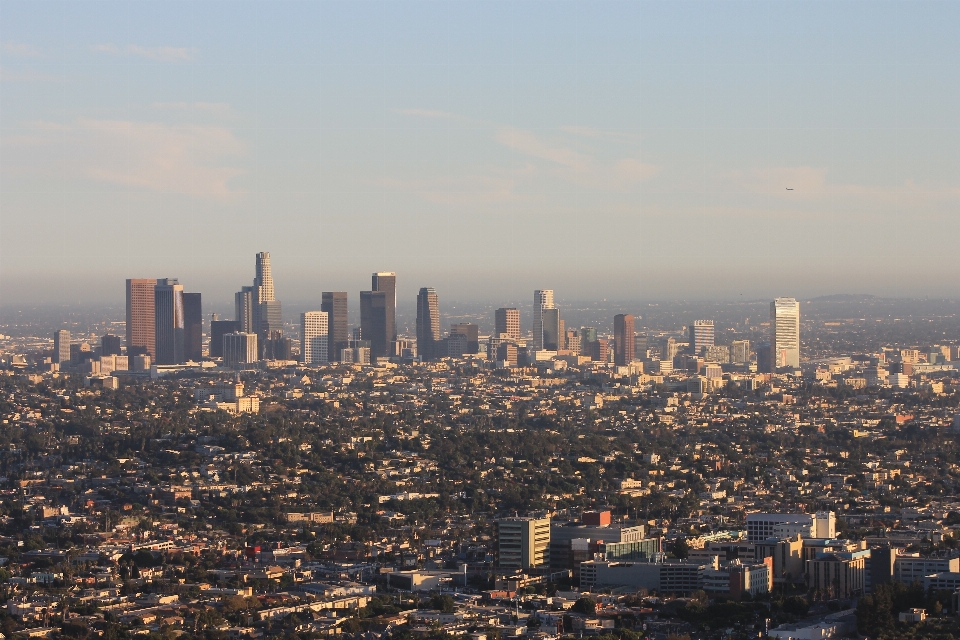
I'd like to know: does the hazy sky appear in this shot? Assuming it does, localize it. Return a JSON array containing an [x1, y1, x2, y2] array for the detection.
[[2, 1, 959, 308]]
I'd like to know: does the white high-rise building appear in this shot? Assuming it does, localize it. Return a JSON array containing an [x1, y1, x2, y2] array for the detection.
[[301, 311, 329, 365], [532, 289, 555, 351], [254, 252, 275, 303], [770, 297, 800, 369], [689, 319, 715, 355], [53, 330, 71, 364]]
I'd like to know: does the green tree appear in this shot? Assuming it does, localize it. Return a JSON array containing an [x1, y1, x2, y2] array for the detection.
[[672, 538, 690, 560], [571, 596, 597, 615], [428, 595, 455, 613]]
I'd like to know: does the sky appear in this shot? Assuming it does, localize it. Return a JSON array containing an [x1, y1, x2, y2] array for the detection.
[[1, 0, 959, 310]]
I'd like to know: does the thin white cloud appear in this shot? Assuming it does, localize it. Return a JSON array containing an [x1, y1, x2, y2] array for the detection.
[[3, 41, 42, 57], [613, 158, 659, 182], [23, 120, 71, 132], [152, 101, 232, 115], [380, 173, 521, 206], [722, 166, 960, 203], [495, 126, 589, 171], [7, 118, 246, 200], [0, 66, 64, 83], [389, 110, 661, 202], [679, 166, 960, 218], [725, 166, 829, 195], [560, 125, 640, 142], [494, 126, 659, 190], [127, 45, 196, 62], [90, 43, 120, 55], [91, 43, 197, 62], [396, 108, 458, 120]]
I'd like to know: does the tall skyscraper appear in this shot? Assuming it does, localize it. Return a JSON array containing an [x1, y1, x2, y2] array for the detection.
[[154, 278, 185, 365], [533, 290, 555, 350], [372, 272, 397, 347], [416, 288, 441, 361], [360, 290, 388, 360], [301, 311, 329, 365], [236, 253, 282, 358], [541, 308, 560, 351], [53, 330, 71, 364], [614, 314, 635, 366], [495, 308, 521, 340], [254, 253, 282, 351], [254, 252, 274, 302], [321, 292, 348, 363], [689, 320, 715, 356], [771, 297, 801, 369], [183, 292, 202, 362], [126, 278, 157, 357], [235, 286, 254, 333]]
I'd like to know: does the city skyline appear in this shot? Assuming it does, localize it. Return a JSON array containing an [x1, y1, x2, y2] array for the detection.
[[3, 1, 960, 305], [23, 249, 959, 376], [104, 252, 806, 373], [2, 4, 960, 636]]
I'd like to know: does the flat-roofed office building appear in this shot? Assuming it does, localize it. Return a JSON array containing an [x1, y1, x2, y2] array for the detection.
[[224, 332, 258, 368], [495, 308, 521, 340], [126, 278, 157, 357], [321, 292, 348, 362], [53, 330, 71, 364], [301, 311, 329, 365], [771, 298, 800, 369], [154, 279, 185, 365], [496, 516, 551, 570]]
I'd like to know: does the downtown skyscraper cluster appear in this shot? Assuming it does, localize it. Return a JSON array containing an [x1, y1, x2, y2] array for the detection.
[[125, 278, 202, 365], [299, 273, 396, 366], [107, 251, 801, 374], [234, 252, 284, 359]]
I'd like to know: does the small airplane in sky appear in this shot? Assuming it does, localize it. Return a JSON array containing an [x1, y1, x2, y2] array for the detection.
[[786, 187, 794, 190]]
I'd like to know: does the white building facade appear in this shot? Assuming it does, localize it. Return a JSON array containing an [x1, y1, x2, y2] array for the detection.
[[301, 311, 329, 365]]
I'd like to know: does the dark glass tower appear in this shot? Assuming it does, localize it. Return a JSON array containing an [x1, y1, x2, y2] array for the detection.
[[360, 290, 388, 359], [321, 292, 349, 362], [372, 272, 396, 345], [183, 292, 202, 361], [416, 288, 440, 360], [154, 278, 184, 365]]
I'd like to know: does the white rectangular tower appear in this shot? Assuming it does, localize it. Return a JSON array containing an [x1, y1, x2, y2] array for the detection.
[[771, 297, 800, 369], [301, 311, 329, 365]]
